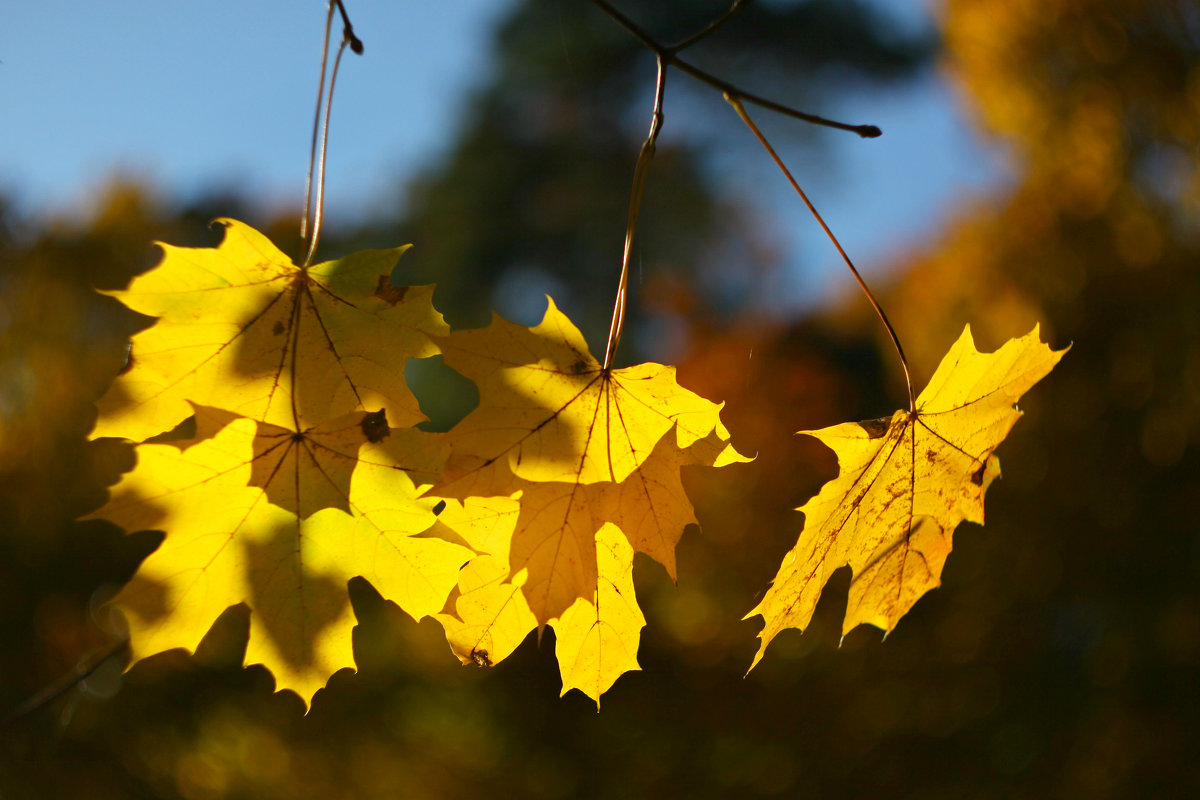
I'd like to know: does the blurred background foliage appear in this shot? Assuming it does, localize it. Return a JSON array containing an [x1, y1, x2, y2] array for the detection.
[[2, 0, 1198, 797]]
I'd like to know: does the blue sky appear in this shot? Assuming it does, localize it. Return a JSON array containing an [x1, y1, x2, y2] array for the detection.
[[4, 1, 506, 217], [4, 1, 1006, 310]]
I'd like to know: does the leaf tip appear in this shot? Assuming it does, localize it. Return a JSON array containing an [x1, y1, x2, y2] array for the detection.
[[958, 322, 977, 350], [744, 638, 768, 675]]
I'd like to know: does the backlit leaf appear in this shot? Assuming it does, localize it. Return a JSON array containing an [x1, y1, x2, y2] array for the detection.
[[92, 218, 445, 441], [551, 525, 643, 704], [433, 298, 739, 493], [436, 553, 536, 669], [91, 404, 468, 705], [430, 301, 748, 702], [746, 325, 1067, 669]]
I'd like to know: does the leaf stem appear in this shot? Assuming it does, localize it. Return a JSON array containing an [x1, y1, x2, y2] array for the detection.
[[595, 0, 885, 368], [725, 95, 915, 411], [602, 55, 666, 370], [588, 0, 881, 138], [300, 3, 337, 246], [300, 1, 364, 267], [301, 37, 349, 268]]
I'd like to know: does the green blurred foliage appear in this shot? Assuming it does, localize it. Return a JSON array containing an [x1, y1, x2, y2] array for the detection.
[[4, 0, 1197, 798]]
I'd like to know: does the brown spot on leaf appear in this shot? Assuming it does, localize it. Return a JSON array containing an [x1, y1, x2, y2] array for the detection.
[[360, 409, 390, 443], [374, 275, 407, 305], [970, 464, 986, 486], [272, 321, 285, 335], [857, 417, 891, 438], [470, 648, 491, 668], [570, 360, 589, 374]]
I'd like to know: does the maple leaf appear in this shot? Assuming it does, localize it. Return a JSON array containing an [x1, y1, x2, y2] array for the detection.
[[429, 300, 747, 702], [90, 405, 471, 705], [435, 551, 535, 669], [92, 219, 445, 442], [508, 430, 743, 623], [434, 496, 651, 703], [435, 436, 740, 702], [432, 297, 740, 495], [747, 325, 1067, 669], [552, 524, 644, 703]]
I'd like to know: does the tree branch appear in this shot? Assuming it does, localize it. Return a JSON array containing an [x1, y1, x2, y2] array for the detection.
[[588, 0, 881, 138], [0, 639, 130, 729], [334, 0, 364, 54], [669, 0, 750, 53]]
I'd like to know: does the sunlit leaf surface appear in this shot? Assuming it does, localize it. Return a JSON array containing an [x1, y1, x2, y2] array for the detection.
[[431, 302, 748, 702], [92, 218, 445, 441], [92, 406, 469, 705], [747, 325, 1067, 669]]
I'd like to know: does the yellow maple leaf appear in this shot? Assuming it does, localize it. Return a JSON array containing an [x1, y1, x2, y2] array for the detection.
[[435, 552, 536, 669], [92, 218, 445, 442], [551, 524, 644, 703], [432, 347, 744, 705], [434, 491, 649, 703], [432, 298, 741, 494], [507, 431, 744, 623], [91, 406, 471, 705], [427, 298, 748, 703], [438, 513, 646, 703], [746, 324, 1067, 669]]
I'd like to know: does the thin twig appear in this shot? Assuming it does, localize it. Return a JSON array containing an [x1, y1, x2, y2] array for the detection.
[[726, 94, 915, 410], [589, 0, 880, 138], [334, 0, 364, 54], [0, 639, 130, 729], [300, 3, 338, 243], [597, 0, 880, 367], [602, 55, 667, 369], [669, 0, 749, 53]]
